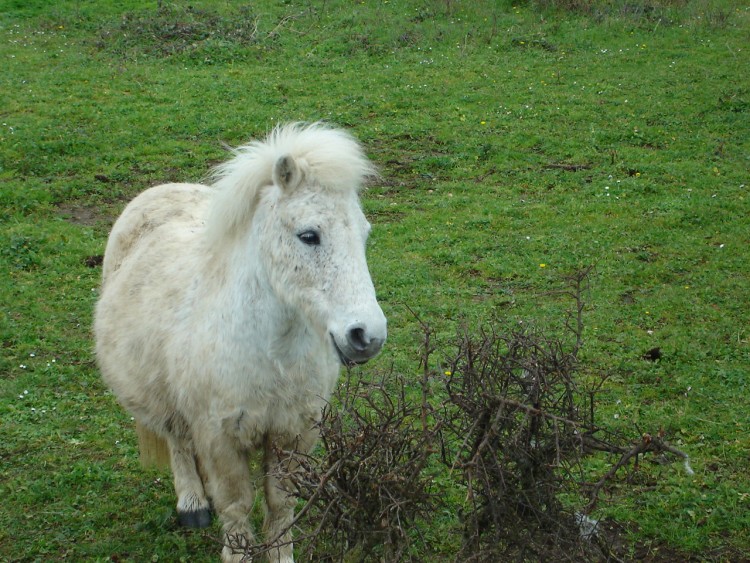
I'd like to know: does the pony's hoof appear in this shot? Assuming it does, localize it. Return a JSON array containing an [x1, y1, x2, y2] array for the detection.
[[177, 507, 212, 528]]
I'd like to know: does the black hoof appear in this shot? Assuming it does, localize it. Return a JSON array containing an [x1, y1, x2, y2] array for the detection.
[[177, 507, 212, 528]]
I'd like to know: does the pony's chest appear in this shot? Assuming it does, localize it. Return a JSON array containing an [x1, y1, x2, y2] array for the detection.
[[211, 364, 338, 447], [214, 355, 339, 424]]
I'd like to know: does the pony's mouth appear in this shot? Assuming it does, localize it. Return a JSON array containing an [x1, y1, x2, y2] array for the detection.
[[331, 337, 369, 367]]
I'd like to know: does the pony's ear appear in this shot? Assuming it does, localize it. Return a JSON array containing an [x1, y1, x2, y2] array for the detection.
[[273, 155, 303, 192]]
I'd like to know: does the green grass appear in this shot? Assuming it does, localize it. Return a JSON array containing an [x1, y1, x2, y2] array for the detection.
[[1, 0, 749, 560]]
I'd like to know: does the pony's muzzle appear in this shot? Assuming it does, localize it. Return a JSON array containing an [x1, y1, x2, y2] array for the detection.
[[347, 323, 385, 356], [332, 321, 386, 366]]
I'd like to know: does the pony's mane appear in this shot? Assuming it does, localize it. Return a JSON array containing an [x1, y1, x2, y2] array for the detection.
[[206, 122, 376, 243]]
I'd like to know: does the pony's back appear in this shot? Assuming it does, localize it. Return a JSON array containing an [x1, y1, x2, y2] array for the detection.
[[101, 183, 210, 285]]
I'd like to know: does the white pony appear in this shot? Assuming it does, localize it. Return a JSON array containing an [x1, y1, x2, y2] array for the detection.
[[94, 123, 387, 562]]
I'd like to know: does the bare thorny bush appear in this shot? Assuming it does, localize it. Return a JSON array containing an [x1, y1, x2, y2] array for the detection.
[[442, 325, 587, 561], [243, 267, 692, 561]]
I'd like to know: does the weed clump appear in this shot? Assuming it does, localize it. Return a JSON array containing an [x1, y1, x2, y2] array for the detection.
[[96, 4, 263, 62]]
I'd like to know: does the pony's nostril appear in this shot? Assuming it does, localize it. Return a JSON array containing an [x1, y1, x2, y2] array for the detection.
[[347, 326, 370, 352]]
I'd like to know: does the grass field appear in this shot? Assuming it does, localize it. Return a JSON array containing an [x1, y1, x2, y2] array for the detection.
[[1, 0, 748, 560]]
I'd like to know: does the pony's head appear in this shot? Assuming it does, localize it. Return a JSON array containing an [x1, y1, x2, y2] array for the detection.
[[208, 123, 386, 365]]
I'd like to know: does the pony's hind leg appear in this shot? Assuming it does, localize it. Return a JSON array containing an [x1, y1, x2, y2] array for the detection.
[[167, 433, 212, 528]]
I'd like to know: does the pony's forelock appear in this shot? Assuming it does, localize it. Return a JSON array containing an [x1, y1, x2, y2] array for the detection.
[[206, 123, 377, 244]]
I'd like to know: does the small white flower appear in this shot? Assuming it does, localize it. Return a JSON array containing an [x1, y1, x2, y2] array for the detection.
[[683, 459, 694, 475]]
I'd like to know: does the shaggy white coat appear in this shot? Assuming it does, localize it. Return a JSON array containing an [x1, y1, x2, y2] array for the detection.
[[95, 123, 387, 562]]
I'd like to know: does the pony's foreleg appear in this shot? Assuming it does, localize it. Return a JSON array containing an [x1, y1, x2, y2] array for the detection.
[[167, 434, 212, 528], [194, 425, 257, 563], [262, 429, 319, 563]]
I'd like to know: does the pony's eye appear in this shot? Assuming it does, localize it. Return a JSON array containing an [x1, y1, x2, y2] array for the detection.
[[297, 230, 321, 246]]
